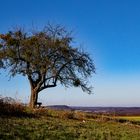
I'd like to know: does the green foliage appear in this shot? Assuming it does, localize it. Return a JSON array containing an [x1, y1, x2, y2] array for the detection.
[[0, 24, 95, 95], [0, 24, 95, 108]]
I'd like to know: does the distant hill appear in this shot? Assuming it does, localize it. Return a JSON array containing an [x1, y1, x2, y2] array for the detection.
[[47, 105, 140, 116], [72, 107, 140, 116], [47, 105, 72, 110]]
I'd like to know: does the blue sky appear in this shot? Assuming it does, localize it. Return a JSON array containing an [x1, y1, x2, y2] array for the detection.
[[0, 0, 140, 106]]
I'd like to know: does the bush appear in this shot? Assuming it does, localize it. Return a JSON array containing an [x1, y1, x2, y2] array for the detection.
[[0, 96, 34, 117], [59, 111, 75, 119], [57, 110, 86, 120], [33, 108, 49, 116]]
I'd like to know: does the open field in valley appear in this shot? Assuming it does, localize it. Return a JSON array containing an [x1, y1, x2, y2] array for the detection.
[[117, 116, 140, 121]]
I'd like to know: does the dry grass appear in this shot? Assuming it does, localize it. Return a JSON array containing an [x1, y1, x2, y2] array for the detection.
[[0, 97, 140, 139], [0, 96, 33, 117]]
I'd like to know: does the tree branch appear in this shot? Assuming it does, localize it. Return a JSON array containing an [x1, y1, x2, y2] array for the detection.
[[38, 83, 57, 92]]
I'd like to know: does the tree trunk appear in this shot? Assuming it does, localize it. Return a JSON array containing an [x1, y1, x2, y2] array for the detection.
[[29, 88, 38, 108]]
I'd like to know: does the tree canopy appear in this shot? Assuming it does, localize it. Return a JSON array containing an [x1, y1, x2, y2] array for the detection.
[[0, 24, 95, 108]]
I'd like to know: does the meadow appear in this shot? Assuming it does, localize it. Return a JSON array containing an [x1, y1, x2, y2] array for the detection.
[[118, 116, 140, 121], [0, 97, 140, 140], [1, 115, 140, 140]]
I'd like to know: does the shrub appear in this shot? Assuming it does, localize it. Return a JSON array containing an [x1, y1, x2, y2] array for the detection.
[[0, 96, 34, 117], [59, 111, 75, 119], [33, 108, 49, 117], [58, 110, 86, 120]]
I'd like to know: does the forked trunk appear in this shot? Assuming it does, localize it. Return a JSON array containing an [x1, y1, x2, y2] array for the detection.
[[29, 88, 38, 108]]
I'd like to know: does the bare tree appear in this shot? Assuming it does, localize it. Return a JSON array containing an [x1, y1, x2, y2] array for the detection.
[[0, 24, 95, 108]]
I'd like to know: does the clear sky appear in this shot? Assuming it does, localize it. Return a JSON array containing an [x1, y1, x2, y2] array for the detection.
[[0, 0, 140, 106]]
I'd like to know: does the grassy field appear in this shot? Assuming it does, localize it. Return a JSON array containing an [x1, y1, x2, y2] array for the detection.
[[117, 116, 140, 121], [0, 110, 140, 140], [0, 98, 140, 140]]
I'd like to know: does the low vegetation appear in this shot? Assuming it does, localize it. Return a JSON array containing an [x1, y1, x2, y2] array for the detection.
[[117, 116, 140, 121], [0, 97, 140, 140], [0, 96, 33, 117]]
